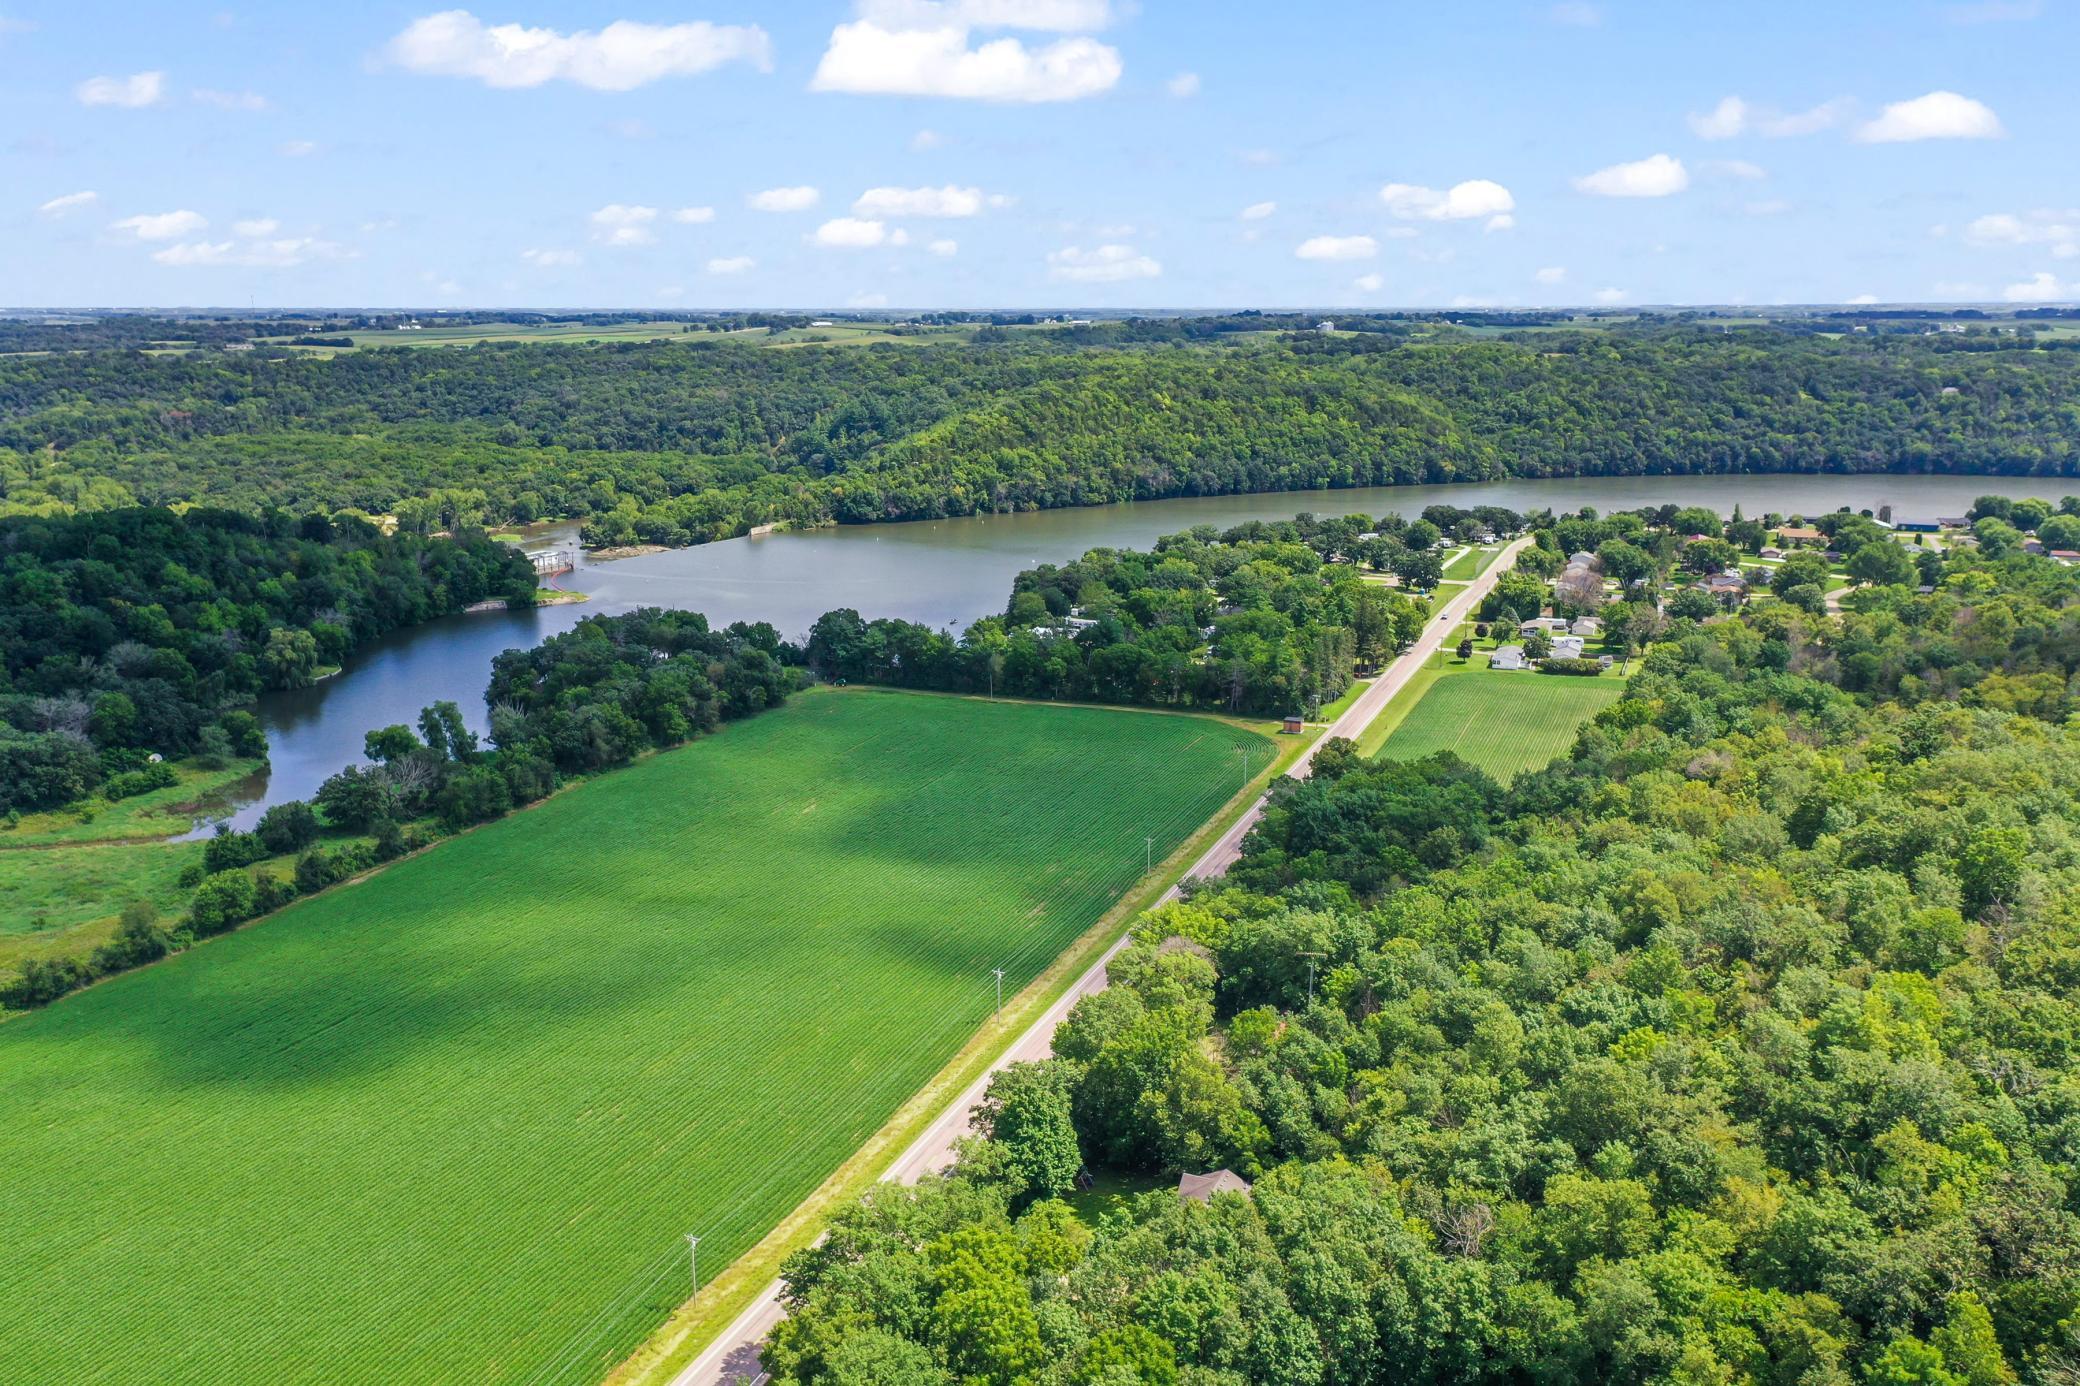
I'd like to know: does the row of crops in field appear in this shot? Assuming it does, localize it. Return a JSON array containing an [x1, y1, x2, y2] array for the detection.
[[0, 689, 1269, 1385], [1368, 671, 1623, 781]]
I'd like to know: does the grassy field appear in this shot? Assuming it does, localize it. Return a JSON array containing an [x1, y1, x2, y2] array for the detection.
[[0, 689, 1268, 1386], [1364, 671, 1623, 780], [0, 758, 266, 973]]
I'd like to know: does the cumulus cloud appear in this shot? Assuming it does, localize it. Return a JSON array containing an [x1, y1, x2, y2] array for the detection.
[[857, 0, 1117, 27], [589, 203, 660, 246], [1046, 243, 1160, 282], [385, 10, 772, 90], [1965, 210, 2078, 258], [1705, 159, 1767, 180], [76, 71, 165, 107], [1572, 153, 1688, 198], [1847, 293, 1880, 304], [674, 206, 716, 224], [1485, 214, 1515, 232], [520, 247, 582, 267], [2003, 271, 2072, 302], [1353, 272, 1384, 291], [1593, 287, 1630, 304], [232, 217, 280, 236], [36, 190, 98, 217], [152, 236, 349, 268], [707, 255, 755, 274], [813, 216, 891, 247], [853, 184, 998, 217], [1688, 95, 1851, 139], [1535, 266, 1567, 285], [1239, 200, 1276, 221], [1378, 179, 1515, 222], [113, 210, 207, 241], [1856, 91, 2002, 143], [928, 237, 959, 256], [193, 87, 270, 111], [1165, 71, 1199, 97], [749, 185, 820, 212], [810, 19, 1121, 102], [1295, 234, 1377, 261]]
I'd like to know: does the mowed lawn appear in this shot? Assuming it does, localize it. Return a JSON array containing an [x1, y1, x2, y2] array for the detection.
[[1370, 673, 1623, 781], [0, 689, 1268, 1386]]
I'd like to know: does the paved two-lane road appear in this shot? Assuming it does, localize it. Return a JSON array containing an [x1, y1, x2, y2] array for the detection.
[[672, 536, 1531, 1386]]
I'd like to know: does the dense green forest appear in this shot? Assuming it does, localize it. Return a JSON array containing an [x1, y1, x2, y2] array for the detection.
[[0, 507, 533, 814], [805, 511, 1446, 716], [5, 324, 2078, 544], [764, 542, 2080, 1386]]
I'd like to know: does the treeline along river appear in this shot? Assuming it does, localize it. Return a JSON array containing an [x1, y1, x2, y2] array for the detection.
[[223, 472, 2051, 831]]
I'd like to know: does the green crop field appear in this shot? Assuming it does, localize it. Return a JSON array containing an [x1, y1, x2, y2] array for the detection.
[[0, 689, 1268, 1386], [1368, 672, 1623, 781]]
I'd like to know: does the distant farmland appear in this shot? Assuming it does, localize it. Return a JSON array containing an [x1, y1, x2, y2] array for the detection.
[[1369, 673, 1622, 780], [0, 690, 1268, 1385]]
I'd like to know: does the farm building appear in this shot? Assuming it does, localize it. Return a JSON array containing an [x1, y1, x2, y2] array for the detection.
[[1179, 1170, 1253, 1204], [1490, 645, 1528, 671], [1281, 714, 1305, 734], [1777, 526, 1825, 546], [1893, 518, 1941, 533]]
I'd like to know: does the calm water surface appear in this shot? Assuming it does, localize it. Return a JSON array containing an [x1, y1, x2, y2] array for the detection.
[[211, 472, 2051, 831]]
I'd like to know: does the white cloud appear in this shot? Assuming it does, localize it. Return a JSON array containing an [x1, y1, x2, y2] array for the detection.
[[2003, 271, 2072, 303], [813, 216, 891, 247], [854, 184, 994, 217], [1485, 214, 1515, 232], [76, 71, 165, 108], [928, 237, 959, 256], [1295, 234, 1377, 261], [1573, 153, 1688, 198], [810, 20, 1121, 102], [193, 87, 270, 111], [1353, 272, 1384, 291], [1046, 243, 1160, 282], [1379, 178, 1515, 223], [278, 140, 319, 157], [1239, 200, 1276, 221], [707, 255, 755, 274], [1688, 95, 1850, 139], [1534, 265, 1567, 285], [591, 203, 659, 246], [153, 236, 349, 268], [848, 290, 890, 308], [113, 210, 207, 241], [1550, 2, 1602, 24], [1847, 293, 1880, 304], [520, 247, 582, 267], [673, 206, 716, 224], [1165, 71, 1199, 98], [1707, 159, 1767, 180], [1593, 287, 1630, 304], [1964, 210, 2078, 258], [232, 217, 280, 236], [749, 185, 820, 212], [385, 10, 772, 90], [36, 190, 98, 217], [910, 128, 946, 151], [1856, 91, 2002, 143]]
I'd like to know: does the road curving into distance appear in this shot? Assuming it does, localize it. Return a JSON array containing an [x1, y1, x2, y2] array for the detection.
[[669, 534, 1534, 1386]]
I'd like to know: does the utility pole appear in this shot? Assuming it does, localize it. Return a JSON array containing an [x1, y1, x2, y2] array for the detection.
[[1298, 951, 1325, 1007], [685, 1233, 700, 1297], [991, 967, 1005, 1014]]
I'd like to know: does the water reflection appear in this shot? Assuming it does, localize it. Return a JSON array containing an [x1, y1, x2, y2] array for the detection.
[[209, 472, 2044, 831]]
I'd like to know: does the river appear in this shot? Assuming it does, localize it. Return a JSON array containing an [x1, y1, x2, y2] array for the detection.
[[206, 472, 2053, 832]]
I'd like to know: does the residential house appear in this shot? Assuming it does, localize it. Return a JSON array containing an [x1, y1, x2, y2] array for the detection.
[[1777, 526, 1825, 547], [1553, 635, 1586, 658], [1490, 645, 1528, 671]]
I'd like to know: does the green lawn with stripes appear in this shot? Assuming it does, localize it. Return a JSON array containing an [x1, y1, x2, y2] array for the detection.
[[0, 688, 1267, 1386], [1369, 672, 1623, 781]]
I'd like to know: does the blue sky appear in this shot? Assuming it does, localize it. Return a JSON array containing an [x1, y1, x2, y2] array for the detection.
[[4, 1, 2076, 309]]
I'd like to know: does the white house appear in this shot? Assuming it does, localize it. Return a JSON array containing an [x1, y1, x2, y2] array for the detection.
[[1569, 616, 1602, 638], [1317, 320, 1336, 333], [1490, 645, 1528, 671], [1553, 635, 1586, 658]]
